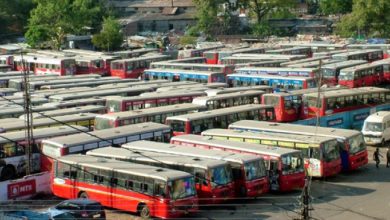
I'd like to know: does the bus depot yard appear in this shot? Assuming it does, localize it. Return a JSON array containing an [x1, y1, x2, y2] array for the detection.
[[1, 42, 390, 219]]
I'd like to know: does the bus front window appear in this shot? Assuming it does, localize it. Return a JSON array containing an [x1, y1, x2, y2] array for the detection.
[[322, 140, 340, 162], [168, 120, 185, 133], [281, 152, 304, 174], [339, 71, 354, 80], [209, 165, 232, 188], [244, 160, 267, 181], [364, 122, 383, 132], [322, 69, 335, 78], [170, 177, 196, 200], [95, 118, 114, 130], [106, 100, 121, 112], [348, 134, 366, 154]]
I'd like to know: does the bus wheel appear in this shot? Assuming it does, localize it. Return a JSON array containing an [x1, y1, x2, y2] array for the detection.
[[138, 203, 150, 219], [1, 165, 15, 181], [78, 192, 89, 199]]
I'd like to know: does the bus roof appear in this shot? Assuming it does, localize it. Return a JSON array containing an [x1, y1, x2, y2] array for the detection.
[[122, 140, 262, 164], [57, 154, 192, 182], [265, 46, 311, 53], [231, 54, 307, 60], [166, 104, 273, 121], [170, 135, 301, 157], [96, 103, 207, 121], [192, 90, 264, 106], [145, 68, 222, 75], [24, 105, 106, 119], [111, 54, 169, 63], [156, 83, 226, 92], [229, 120, 362, 139], [0, 125, 88, 144], [205, 85, 272, 96], [42, 122, 170, 147], [106, 90, 205, 103], [339, 62, 384, 72], [151, 61, 234, 69], [304, 87, 389, 99], [332, 49, 383, 58], [365, 111, 390, 123], [42, 97, 106, 108], [228, 73, 314, 81], [201, 129, 337, 146], [262, 86, 346, 97], [321, 60, 368, 69], [236, 67, 318, 72], [280, 56, 329, 66], [279, 43, 347, 48], [87, 146, 228, 170]]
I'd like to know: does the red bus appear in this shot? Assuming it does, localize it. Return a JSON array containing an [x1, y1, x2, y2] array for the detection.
[[302, 87, 390, 119], [332, 49, 384, 62], [170, 134, 304, 192], [88, 145, 235, 204], [0, 55, 14, 68], [262, 87, 344, 122], [110, 54, 170, 79], [123, 140, 269, 197], [202, 129, 342, 178], [105, 90, 206, 112], [372, 58, 390, 83], [321, 60, 368, 85], [95, 103, 207, 130], [14, 55, 76, 76], [73, 55, 106, 76], [347, 44, 390, 58], [177, 45, 225, 59], [229, 120, 368, 172], [166, 104, 275, 136], [338, 63, 384, 88], [52, 154, 198, 219]]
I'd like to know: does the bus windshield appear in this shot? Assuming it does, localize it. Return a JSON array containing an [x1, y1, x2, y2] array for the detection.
[[106, 100, 121, 112], [322, 140, 340, 162], [210, 165, 232, 188], [95, 118, 114, 130], [364, 122, 383, 132], [348, 134, 366, 154], [281, 152, 304, 174], [170, 177, 196, 200], [244, 160, 267, 181], [322, 68, 335, 78], [168, 120, 185, 132], [338, 71, 354, 80]]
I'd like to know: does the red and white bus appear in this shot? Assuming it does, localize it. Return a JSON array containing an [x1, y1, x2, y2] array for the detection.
[[105, 91, 206, 113], [332, 49, 384, 62], [203, 47, 266, 64], [150, 61, 235, 75], [87, 145, 235, 204], [284, 59, 340, 68], [110, 54, 170, 79], [166, 104, 275, 136], [0, 55, 14, 67], [14, 54, 76, 76], [202, 129, 342, 178], [347, 44, 390, 58], [52, 154, 198, 219], [279, 43, 347, 52], [320, 60, 368, 85], [95, 103, 207, 130], [266, 47, 312, 57], [280, 56, 329, 67], [0, 125, 87, 180], [302, 87, 390, 119], [177, 45, 225, 59], [192, 90, 264, 110], [262, 87, 345, 122], [122, 140, 268, 198], [170, 134, 304, 192], [72, 55, 106, 76], [41, 122, 172, 171], [205, 85, 273, 96], [229, 120, 368, 172], [222, 54, 307, 64], [372, 58, 390, 83], [338, 62, 384, 88]]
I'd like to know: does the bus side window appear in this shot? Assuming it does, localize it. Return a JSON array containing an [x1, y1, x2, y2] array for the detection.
[[154, 181, 166, 197]]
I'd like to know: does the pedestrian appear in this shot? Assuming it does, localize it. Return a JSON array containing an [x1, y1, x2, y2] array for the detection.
[[386, 147, 390, 168], [373, 147, 383, 168]]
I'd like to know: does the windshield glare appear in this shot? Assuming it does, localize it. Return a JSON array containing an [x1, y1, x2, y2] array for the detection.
[[210, 165, 232, 188], [244, 160, 267, 181], [107, 100, 120, 112], [95, 118, 114, 130], [348, 134, 366, 154], [364, 122, 383, 132], [170, 177, 196, 200], [322, 140, 340, 162], [338, 71, 353, 80], [282, 153, 304, 173], [322, 69, 335, 78]]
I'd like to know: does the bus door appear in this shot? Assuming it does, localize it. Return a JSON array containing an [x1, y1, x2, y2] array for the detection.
[[338, 138, 350, 171], [268, 160, 279, 191]]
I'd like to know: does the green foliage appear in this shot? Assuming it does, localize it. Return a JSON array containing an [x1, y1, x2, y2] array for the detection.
[[92, 16, 123, 51], [320, 0, 352, 15], [25, 0, 107, 49], [336, 0, 390, 38], [245, 0, 297, 23], [179, 36, 197, 46], [0, 0, 35, 40], [192, 0, 222, 37], [251, 23, 272, 38]]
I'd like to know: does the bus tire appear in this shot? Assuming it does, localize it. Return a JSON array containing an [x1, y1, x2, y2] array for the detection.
[[1, 165, 15, 181], [138, 203, 150, 219], [78, 191, 89, 199]]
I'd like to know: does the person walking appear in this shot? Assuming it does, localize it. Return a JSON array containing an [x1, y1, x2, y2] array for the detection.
[[373, 147, 383, 168], [386, 147, 390, 168]]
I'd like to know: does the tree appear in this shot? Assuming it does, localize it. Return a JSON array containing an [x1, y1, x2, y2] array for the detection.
[[319, 0, 352, 15], [92, 17, 123, 51], [25, 0, 107, 49], [336, 0, 390, 38], [243, 0, 296, 24]]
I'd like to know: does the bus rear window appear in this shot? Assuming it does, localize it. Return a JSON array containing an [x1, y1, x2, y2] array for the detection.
[[263, 96, 280, 107], [167, 120, 185, 132]]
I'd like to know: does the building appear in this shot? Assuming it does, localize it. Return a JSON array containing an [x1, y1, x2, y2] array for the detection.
[[109, 0, 197, 35]]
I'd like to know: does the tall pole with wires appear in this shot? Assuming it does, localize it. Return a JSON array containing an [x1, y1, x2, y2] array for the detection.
[[21, 52, 34, 175]]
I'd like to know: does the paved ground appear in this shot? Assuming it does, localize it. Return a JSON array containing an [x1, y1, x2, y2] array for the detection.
[[6, 146, 390, 220]]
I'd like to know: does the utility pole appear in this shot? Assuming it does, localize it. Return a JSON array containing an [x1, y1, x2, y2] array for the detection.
[[21, 52, 34, 175]]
